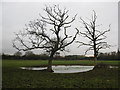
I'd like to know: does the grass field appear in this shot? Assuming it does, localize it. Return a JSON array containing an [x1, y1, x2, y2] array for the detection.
[[2, 60, 120, 88]]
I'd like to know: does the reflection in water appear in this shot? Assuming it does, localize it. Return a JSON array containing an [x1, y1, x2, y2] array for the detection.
[[20, 65, 94, 73]]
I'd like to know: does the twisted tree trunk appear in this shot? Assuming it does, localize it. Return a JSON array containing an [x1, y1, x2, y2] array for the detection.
[[94, 56, 97, 66], [47, 58, 53, 72], [47, 52, 55, 72]]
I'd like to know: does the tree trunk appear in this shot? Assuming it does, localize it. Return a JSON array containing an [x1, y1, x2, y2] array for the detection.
[[47, 58, 54, 72], [93, 40, 97, 66], [47, 52, 55, 72], [94, 56, 97, 66]]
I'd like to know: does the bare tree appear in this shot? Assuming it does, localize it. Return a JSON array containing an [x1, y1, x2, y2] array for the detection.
[[13, 5, 79, 72], [24, 51, 35, 56], [76, 11, 111, 64], [14, 51, 22, 56]]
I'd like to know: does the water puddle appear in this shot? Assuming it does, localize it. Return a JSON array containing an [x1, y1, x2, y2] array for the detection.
[[109, 66, 118, 68], [20, 65, 94, 73]]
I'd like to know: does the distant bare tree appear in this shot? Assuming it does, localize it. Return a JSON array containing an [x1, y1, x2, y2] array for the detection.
[[76, 11, 111, 64], [24, 51, 35, 56], [14, 51, 22, 56], [13, 5, 79, 72]]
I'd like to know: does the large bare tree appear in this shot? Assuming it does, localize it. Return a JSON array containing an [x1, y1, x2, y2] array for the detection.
[[13, 5, 79, 72], [76, 11, 111, 64]]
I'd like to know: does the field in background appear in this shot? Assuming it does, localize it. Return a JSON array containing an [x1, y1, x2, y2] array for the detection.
[[2, 60, 119, 88], [2, 60, 120, 67]]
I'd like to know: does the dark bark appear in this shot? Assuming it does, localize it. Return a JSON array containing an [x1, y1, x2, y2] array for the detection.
[[94, 55, 97, 66], [47, 59, 54, 72], [93, 40, 97, 65], [47, 51, 55, 72]]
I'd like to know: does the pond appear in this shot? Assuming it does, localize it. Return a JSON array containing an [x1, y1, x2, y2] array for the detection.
[[20, 65, 94, 73]]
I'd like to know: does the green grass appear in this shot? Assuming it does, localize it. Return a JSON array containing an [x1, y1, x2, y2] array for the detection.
[[2, 60, 119, 67], [2, 60, 120, 88]]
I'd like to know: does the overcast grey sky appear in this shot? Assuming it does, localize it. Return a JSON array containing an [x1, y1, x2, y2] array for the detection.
[[2, 1, 118, 56]]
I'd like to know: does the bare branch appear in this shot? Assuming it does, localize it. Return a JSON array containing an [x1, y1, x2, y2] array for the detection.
[[76, 28, 93, 41], [61, 29, 79, 49], [85, 47, 94, 55], [63, 14, 77, 25], [76, 41, 93, 48], [95, 28, 110, 40], [13, 4, 78, 59], [77, 11, 111, 59]]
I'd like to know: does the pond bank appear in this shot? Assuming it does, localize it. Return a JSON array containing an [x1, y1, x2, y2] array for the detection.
[[20, 65, 94, 73]]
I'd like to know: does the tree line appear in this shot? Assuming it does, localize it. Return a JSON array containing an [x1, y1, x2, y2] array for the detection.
[[1, 50, 120, 60]]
